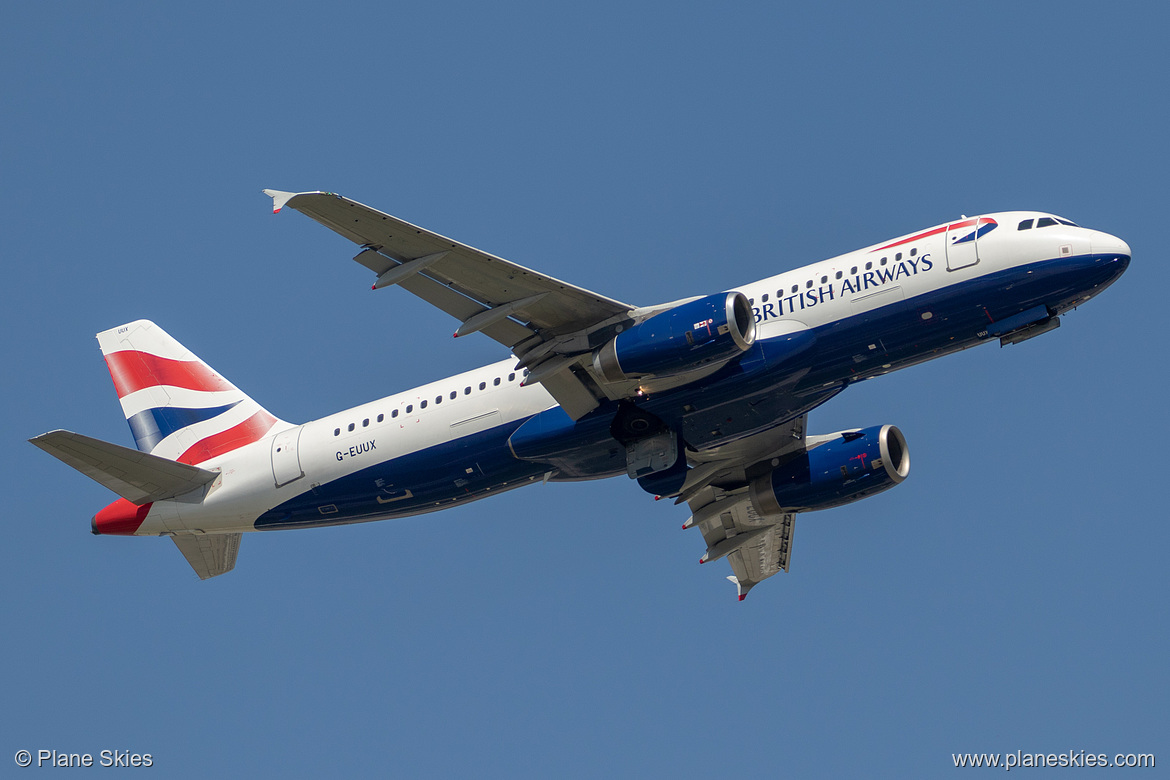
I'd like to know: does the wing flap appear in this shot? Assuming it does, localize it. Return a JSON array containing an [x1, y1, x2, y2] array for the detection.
[[727, 514, 795, 582], [172, 533, 240, 580], [30, 430, 218, 504], [689, 486, 796, 600], [396, 273, 536, 345]]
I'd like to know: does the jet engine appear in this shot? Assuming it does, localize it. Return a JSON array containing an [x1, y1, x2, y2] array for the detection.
[[592, 292, 755, 382], [749, 425, 910, 514]]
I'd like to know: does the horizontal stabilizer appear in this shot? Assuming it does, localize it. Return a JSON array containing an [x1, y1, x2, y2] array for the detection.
[[29, 430, 218, 504], [172, 533, 240, 580]]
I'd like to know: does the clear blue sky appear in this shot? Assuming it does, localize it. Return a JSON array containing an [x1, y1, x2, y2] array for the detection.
[[3, 2, 1165, 776]]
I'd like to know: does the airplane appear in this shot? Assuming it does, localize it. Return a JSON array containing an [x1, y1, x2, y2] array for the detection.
[[29, 191, 1130, 599]]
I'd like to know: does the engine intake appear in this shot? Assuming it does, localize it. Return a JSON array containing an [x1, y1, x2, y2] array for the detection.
[[750, 425, 910, 514], [593, 292, 756, 382]]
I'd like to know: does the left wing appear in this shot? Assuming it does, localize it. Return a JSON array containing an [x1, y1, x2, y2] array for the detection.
[[264, 189, 640, 418]]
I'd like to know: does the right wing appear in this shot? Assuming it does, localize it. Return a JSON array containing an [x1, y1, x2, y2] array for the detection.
[[264, 189, 642, 418], [688, 488, 796, 601], [678, 414, 810, 599]]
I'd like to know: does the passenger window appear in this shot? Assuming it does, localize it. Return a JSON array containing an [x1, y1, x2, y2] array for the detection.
[[508, 373, 516, 382], [835, 271, 842, 279], [805, 280, 813, 289], [435, 396, 441, 404], [450, 391, 457, 399], [392, 409, 399, 418], [910, 248, 917, 256], [494, 377, 501, 386], [748, 298, 754, 305], [790, 285, 798, 294], [820, 275, 827, 284], [1037, 217, 1057, 228], [850, 266, 857, 274], [464, 386, 471, 395], [420, 400, 427, 409], [362, 418, 369, 427], [347, 423, 355, 432], [895, 252, 902, 261], [377, 414, 383, 423], [1018, 219, 1034, 230], [479, 382, 486, 391], [333, 428, 340, 436], [880, 257, 887, 266], [864, 262, 872, 271], [406, 404, 413, 413], [761, 293, 769, 302]]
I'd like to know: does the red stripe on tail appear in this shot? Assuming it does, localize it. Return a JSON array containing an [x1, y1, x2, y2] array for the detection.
[[177, 411, 278, 465], [105, 351, 233, 398]]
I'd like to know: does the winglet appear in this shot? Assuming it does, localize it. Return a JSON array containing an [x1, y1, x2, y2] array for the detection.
[[727, 575, 754, 602], [262, 189, 299, 214]]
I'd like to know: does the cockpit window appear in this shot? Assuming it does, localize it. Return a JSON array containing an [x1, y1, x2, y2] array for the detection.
[[1018, 219, 1034, 230], [1056, 218, 1079, 227], [1036, 217, 1058, 228]]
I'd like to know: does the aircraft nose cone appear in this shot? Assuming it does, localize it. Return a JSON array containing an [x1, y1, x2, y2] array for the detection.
[[1091, 231, 1131, 261], [1083, 230, 1130, 291]]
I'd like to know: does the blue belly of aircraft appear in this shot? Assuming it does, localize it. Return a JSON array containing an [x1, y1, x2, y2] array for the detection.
[[255, 252, 1126, 531], [255, 420, 546, 530]]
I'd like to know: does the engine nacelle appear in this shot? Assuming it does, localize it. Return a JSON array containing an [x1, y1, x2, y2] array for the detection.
[[749, 425, 910, 514], [593, 292, 756, 382]]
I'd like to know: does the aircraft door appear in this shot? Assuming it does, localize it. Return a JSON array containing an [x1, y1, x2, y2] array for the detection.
[[271, 426, 304, 487], [945, 218, 981, 271]]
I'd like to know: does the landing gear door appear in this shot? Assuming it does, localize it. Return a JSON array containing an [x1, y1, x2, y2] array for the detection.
[[945, 218, 980, 271], [271, 426, 305, 487]]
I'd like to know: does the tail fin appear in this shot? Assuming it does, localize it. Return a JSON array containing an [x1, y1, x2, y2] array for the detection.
[[97, 320, 285, 465]]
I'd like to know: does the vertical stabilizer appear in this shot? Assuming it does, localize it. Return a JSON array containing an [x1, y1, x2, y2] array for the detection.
[[97, 320, 286, 464]]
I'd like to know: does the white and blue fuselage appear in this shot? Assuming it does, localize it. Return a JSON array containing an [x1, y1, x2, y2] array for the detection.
[[116, 210, 1127, 539]]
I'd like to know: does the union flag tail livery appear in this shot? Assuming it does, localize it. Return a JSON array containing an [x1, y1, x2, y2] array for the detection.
[[30, 190, 1130, 596], [97, 320, 283, 464]]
